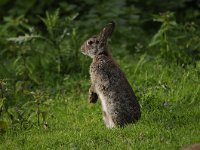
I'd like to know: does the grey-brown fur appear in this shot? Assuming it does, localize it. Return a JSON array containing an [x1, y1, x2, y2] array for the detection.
[[80, 21, 141, 128], [181, 143, 200, 150]]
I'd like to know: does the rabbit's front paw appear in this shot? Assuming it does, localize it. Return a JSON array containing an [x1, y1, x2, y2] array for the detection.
[[89, 92, 98, 103]]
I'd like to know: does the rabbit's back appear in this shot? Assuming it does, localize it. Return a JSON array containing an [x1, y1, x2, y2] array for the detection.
[[90, 55, 141, 126]]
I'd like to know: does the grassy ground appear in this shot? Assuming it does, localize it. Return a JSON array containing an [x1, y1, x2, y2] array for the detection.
[[0, 56, 200, 150]]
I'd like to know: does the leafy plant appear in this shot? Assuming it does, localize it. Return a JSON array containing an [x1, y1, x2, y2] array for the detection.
[[7, 9, 81, 86], [149, 12, 178, 59], [1, 86, 53, 131], [0, 79, 12, 132], [149, 11, 200, 65], [0, 9, 85, 131]]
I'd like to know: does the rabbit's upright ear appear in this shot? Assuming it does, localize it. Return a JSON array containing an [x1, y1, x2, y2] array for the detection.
[[98, 21, 115, 43]]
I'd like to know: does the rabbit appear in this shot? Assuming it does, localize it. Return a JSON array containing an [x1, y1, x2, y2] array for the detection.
[[181, 143, 200, 150], [80, 21, 141, 128]]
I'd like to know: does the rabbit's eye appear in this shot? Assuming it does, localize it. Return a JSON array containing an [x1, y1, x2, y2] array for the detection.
[[87, 40, 93, 45], [96, 40, 99, 44]]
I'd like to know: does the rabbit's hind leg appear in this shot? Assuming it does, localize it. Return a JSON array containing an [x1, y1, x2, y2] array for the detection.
[[103, 111, 115, 128], [99, 93, 115, 128]]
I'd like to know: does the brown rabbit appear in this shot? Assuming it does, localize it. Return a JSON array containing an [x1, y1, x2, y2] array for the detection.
[[80, 21, 141, 128], [181, 143, 200, 150]]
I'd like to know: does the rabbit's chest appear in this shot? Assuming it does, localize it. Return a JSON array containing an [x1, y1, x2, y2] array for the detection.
[[90, 62, 106, 78]]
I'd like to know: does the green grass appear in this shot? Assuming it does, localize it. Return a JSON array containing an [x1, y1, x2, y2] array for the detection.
[[0, 56, 200, 150]]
